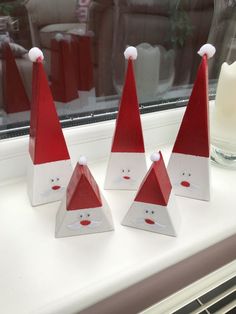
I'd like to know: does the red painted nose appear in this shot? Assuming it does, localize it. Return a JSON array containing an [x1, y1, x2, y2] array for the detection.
[[80, 220, 91, 226], [145, 218, 155, 225], [52, 185, 61, 190], [181, 181, 190, 187], [123, 176, 130, 180]]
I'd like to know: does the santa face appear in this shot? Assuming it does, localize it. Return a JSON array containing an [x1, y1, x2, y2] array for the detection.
[[104, 152, 147, 190], [122, 200, 178, 236], [66, 209, 102, 230], [55, 198, 114, 237], [167, 153, 210, 201], [27, 157, 72, 206]]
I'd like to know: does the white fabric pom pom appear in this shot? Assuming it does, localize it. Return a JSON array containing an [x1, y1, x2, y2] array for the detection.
[[197, 44, 216, 59], [124, 46, 138, 60], [55, 33, 64, 41], [150, 152, 160, 162], [28, 47, 44, 62], [79, 156, 87, 166]]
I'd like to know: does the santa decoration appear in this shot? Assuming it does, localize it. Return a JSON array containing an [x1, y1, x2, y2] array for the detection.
[[2, 41, 30, 113], [167, 44, 215, 201], [27, 47, 73, 206], [51, 34, 78, 103], [104, 46, 147, 190], [122, 152, 180, 237], [55, 156, 114, 238]]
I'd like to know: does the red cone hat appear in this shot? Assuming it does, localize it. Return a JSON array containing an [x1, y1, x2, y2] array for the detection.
[[28, 47, 70, 165], [172, 44, 216, 157], [135, 152, 172, 206], [66, 157, 102, 210], [2, 42, 30, 113], [111, 46, 145, 153]]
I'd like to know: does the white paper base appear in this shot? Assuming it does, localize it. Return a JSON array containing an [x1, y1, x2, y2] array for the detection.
[[104, 152, 147, 190], [167, 153, 210, 201], [122, 192, 180, 237], [27, 157, 73, 206], [55, 194, 114, 238]]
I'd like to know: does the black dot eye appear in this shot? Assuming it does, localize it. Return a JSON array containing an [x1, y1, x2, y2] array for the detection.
[[128, 169, 130, 173], [122, 169, 125, 173], [188, 173, 191, 177], [87, 213, 90, 217], [80, 214, 83, 218], [145, 210, 149, 214], [56, 178, 59, 181], [51, 179, 54, 182], [151, 211, 155, 214], [182, 172, 185, 176]]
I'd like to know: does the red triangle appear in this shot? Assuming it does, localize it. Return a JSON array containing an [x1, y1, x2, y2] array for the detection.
[[111, 59, 145, 153], [2, 43, 30, 113], [172, 55, 209, 157], [29, 61, 70, 164], [66, 164, 102, 210], [135, 152, 172, 206], [51, 38, 78, 102]]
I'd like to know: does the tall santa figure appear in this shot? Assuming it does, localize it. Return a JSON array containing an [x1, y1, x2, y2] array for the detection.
[[167, 44, 216, 201], [27, 48, 73, 206], [104, 46, 147, 190]]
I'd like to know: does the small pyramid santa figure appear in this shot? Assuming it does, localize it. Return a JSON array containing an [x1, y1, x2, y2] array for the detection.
[[55, 156, 114, 238], [167, 44, 216, 201], [27, 47, 73, 206], [104, 46, 147, 190], [122, 152, 180, 236]]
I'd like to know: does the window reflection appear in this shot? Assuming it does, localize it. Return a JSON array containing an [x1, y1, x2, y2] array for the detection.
[[0, 0, 236, 138]]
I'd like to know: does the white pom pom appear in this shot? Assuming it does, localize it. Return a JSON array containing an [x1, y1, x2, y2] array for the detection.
[[150, 152, 160, 162], [55, 33, 64, 41], [197, 44, 216, 59], [79, 156, 87, 166], [28, 47, 44, 62], [124, 46, 138, 60]]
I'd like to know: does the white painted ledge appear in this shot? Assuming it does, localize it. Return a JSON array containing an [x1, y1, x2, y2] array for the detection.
[[0, 147, 236, 314], [0, 106, 236, 314]]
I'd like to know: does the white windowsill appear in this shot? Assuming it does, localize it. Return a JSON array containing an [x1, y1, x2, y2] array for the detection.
[[0, 106, 235, 314]]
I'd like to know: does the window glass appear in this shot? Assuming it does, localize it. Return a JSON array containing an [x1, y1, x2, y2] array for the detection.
[[0, 0, 235, 139]]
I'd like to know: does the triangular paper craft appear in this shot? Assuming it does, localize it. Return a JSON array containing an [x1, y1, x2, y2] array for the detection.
[[27, 47, 72, 206], [104, 46, 147, 190], [66, 163, 102, 210], [122, 152, 180, 237], [168, 44, 216, 201], [2, 42, 30, 113], [56, 157, 114, 238]]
